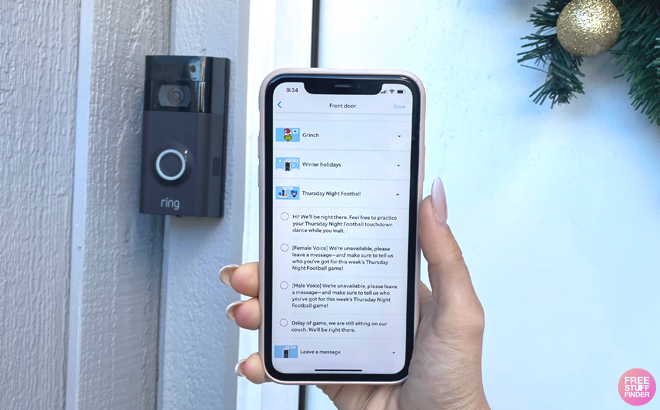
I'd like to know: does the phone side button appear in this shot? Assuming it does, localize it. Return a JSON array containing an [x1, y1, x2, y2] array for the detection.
[[258, 130, 262, 159]]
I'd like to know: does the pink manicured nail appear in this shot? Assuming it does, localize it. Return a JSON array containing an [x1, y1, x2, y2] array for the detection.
[[235, 359, 246, 377], [219, 264, 239, 285], [225, 300, 244, 321], [431, 177, 448, 224]]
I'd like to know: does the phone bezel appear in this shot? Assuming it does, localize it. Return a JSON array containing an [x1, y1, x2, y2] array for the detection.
[[263, 74, 421, 383]]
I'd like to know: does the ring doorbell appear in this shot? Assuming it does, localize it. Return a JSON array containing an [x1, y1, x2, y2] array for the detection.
[[140, 55, 229, 217]]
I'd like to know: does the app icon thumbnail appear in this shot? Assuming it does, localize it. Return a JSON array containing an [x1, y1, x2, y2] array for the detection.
[[276, 157, 300, 171], [276, 127, 300, 142], [274, 345, 298, 359], [276, 186, 300, 200]]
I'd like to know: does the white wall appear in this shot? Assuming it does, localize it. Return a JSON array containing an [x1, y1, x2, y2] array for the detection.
[[0, 1, 80, 408], [307, 1, 660, 409]]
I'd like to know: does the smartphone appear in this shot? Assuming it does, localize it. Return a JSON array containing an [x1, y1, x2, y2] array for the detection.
[[259, 69, 425, 384]]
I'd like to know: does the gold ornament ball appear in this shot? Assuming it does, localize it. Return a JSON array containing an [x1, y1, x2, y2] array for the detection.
[[556, 0, 621, 57]]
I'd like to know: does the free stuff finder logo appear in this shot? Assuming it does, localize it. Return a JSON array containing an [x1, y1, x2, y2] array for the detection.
[[276, 186, 300, 200], [276, 127, 300, 142], [619, 369, 656, 406]]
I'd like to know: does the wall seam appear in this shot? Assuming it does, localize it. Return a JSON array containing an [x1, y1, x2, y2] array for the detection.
[[64, 0, 95, 408], [156, 216, 170, 410]]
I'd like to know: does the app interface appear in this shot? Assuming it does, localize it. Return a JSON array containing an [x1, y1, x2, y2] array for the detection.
[[270, 81, 414, 374]]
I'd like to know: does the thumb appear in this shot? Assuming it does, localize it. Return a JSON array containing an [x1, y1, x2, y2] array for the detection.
[[418, 178, 481, 310]]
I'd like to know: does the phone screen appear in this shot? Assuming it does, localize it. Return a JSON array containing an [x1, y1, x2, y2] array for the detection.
[[264, 75, 421, 382]]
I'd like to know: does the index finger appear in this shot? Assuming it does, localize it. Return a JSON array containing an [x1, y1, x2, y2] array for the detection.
[[418, 187, 479, 309]]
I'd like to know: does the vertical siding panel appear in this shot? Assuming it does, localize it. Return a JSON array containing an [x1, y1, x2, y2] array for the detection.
[[0, 0, 80, 409], [72, 0, 170, 409]]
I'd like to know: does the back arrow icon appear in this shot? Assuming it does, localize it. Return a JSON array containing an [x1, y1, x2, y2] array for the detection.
[[277, 101, 282, 108]]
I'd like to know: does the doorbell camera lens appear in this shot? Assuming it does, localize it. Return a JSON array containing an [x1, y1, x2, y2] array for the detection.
[[140, 56, 230, 217], [167, 88, 184, 104], [158, 85, 191, 107]]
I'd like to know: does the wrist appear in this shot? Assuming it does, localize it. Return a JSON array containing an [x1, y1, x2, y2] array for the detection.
[[457, 390, 490, 410]]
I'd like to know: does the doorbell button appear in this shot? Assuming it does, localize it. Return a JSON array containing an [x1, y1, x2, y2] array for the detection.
[[156, 149, 186, 181]]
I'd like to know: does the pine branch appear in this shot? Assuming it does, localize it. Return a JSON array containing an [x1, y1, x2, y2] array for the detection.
[[518, 0, 585, 107], [612, 0, 660, 124]]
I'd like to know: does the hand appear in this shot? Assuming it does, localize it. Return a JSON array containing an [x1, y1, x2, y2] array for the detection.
[[220, 177, 490, 410]]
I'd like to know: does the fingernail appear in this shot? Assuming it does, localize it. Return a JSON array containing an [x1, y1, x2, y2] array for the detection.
[[431, 177, 448, 224], [219, 264, 239, 285], [225, 300, 244, 321], [235, 359, 246, 377]]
